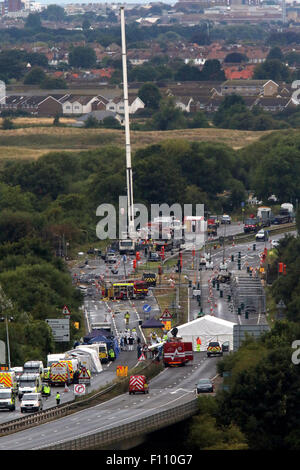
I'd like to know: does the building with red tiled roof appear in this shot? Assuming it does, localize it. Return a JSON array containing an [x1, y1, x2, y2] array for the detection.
[[224, 65, 255, 80]]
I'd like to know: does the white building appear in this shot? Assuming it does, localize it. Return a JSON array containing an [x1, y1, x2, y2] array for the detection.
[[106, 96, 145, 115], [0, 81, 6, 105]]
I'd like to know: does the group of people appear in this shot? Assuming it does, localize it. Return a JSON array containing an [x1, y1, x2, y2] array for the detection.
[[119, 329, 140, 352]]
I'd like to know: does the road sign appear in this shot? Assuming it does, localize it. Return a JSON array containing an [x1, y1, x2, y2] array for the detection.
[[161, 320, 171, 330], [62, 305, 71, 316], [74, 384, 86, 396], [138, 352, 146, 361], [161, 309, 172, 320], [45, 318, 70, 342], [143, 304, 152, 313]]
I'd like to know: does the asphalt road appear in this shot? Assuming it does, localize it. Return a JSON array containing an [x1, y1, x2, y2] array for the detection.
[[0, 226, 295, 446], [0, 352, 218, 450]]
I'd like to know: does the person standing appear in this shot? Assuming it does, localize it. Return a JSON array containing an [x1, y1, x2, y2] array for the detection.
[[56, 392, 60, 406], [128, 335, 134, 351], [124, 335, 128, 351]]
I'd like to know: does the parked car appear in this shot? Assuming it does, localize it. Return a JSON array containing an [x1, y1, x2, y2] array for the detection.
[[271, 240, 280, 248], [20, 393, 43, 413], [222, 341, 230, 352], [196, 378, 214, 394], [221, 214, 231, 224], [255, 229, 269, 241]]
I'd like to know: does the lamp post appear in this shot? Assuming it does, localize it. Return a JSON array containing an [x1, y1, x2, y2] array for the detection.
[[0, 285, 13, 369]]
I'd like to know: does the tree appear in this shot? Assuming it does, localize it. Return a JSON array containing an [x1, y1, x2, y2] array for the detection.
[[25, 13, 42, 30], [138, 83, 162, 109], [254, 59, 291, 82], [69, 46, 97, 68], [175, 64, 202, 81], [24, 67, 46, 85], [200, 59, 225, 81], [41, 4, 66, 22], [150, 97, 186, 131], [2, 117, 14, 130], [224, 52, 248, 63], [40, 77, 68, 89], [267, 46, 284, 61]]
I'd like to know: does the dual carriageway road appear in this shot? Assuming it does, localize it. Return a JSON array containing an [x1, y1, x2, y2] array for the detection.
[[0, 222, 296, 448]]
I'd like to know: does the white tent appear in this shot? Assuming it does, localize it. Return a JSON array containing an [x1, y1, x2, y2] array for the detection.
[[171, 315, 237, 351], [66, 347, 102, 373]]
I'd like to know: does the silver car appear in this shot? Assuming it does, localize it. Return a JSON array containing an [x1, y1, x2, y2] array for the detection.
[[20, 393, 43, 413]]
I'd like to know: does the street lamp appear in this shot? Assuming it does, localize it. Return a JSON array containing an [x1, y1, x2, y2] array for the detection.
[[0, 285, 13, 369]]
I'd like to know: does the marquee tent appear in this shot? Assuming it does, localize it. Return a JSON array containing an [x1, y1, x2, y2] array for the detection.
[[170, 315, 237, 351]]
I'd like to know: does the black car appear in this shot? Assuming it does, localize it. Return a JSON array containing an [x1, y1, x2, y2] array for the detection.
[[222, 341, 230, 352], [196, 378, 214, 394]]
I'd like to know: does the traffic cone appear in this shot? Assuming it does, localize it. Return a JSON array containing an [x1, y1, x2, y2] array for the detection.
[[64, 383, 69, 393]]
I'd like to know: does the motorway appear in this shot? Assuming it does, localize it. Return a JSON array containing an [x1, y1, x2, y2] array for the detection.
[[0, 352, 218, 450], [0, 223, 296, 448]]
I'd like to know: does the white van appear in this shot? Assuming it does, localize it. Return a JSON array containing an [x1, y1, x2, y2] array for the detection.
[[18, 373, 42, 399]]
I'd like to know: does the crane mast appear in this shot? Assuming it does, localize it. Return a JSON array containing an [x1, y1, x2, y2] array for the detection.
[[120, 6, 135, 239]]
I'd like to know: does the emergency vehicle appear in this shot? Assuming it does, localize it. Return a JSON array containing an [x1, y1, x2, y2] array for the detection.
[[163, 338, 193, 367], [0, 371, 18, 393], [207, 342, 223, 357], [129, 375, 149, 394], [49, 362, 71, 386], [103, 280, 148, 300]]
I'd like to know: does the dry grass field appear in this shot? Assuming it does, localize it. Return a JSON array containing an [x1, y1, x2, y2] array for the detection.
[[0, 118, 274, 161]]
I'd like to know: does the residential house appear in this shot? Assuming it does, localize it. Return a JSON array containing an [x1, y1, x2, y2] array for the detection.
[[59, 95, 99, 115], [75, 110, 124, 127], [106, 95, 145, 114], [0, 95, 64, 116], [221, 79, 279, 97]]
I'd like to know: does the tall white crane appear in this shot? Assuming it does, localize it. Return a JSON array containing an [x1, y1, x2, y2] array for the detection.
[[120, 6, 135, 238], [119, 7, 136, 255]]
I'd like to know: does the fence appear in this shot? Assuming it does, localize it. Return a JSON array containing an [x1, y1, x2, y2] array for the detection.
[[35, 399, 199, 450]]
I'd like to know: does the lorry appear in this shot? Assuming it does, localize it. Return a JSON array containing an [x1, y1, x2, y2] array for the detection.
[[23, 361, 44, 378], [103, 280, 148, 300], [49, 362, 71, 386], [142, 272, 157, 287], [59, 359, 79, 383], [0, 387, 16, 411], [244, 217, 260, 233], [163, 338, 193, 367], [257, 206, 272, 226], [90, 320, 112, 332], [47, 354, 66, 368], [207, 223, 217, 237], [0, 371, 18, 393], [18, 373, 42, 399], [129, 375, 149, 395]]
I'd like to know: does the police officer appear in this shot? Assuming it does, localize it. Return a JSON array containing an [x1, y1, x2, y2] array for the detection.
[[109, 348, 115, 361], [56, 391, 60, 405]]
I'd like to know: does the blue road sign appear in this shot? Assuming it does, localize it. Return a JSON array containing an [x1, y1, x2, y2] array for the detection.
[[143, 304, 152, 313]]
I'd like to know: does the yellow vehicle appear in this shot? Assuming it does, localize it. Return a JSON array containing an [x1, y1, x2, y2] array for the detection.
[[98, 343, 109, 363], [0, 371, 18, 393]]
